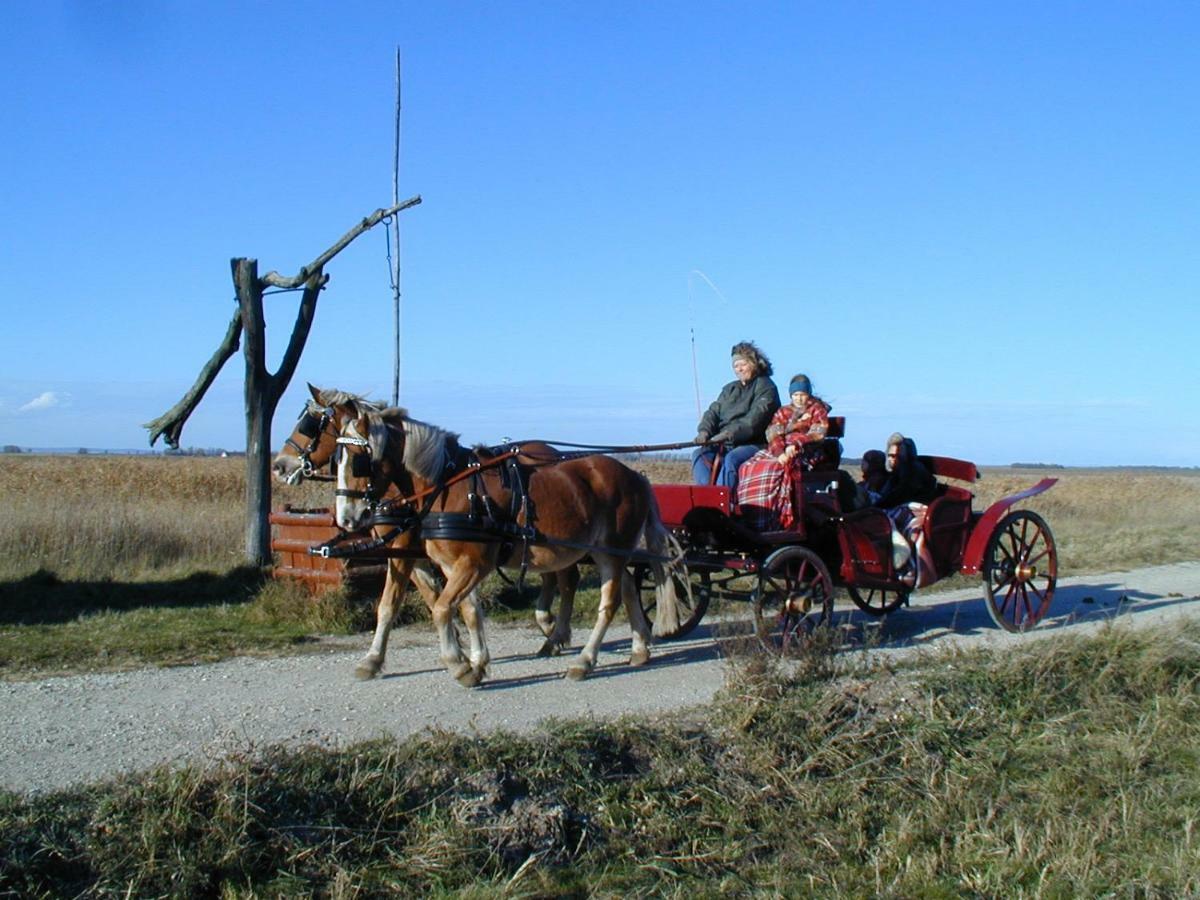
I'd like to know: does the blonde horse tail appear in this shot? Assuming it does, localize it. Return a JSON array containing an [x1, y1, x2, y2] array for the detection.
[[638, 476, 690, 638]]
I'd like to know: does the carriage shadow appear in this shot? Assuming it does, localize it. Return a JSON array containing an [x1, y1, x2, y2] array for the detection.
[[0, 567, 265, 626], [475, 633, 725, 691], [852, 578, 1198, 649]]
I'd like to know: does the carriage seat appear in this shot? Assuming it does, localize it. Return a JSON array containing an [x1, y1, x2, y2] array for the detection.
[[799, 415, 844, 472]]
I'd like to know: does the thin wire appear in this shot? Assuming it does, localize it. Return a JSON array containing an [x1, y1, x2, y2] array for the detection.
[[391, 47, 403, 407]]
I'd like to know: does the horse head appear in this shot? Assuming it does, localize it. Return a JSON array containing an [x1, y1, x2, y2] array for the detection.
[[271, 384, 340, 485], [330, 400, 413, 532]]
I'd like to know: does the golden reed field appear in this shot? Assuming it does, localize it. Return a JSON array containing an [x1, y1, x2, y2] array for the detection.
[[0, 453, 1197, 582]]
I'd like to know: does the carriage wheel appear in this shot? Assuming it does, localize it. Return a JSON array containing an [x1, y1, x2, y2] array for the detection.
[[635, 566, 711, 640], [753, 546, 834, 654], [982, 510, 1057, 633], [846, 586, 908, 616]]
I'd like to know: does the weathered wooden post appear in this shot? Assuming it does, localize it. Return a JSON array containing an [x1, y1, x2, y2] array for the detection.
[[147, 197, 421, 566]]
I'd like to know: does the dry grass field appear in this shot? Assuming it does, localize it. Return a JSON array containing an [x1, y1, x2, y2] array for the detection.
[[2, 453, 1197, 583]]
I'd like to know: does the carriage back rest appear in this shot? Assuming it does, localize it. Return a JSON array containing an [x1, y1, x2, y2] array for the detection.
[[800, 416, 845, 472], [919, 455, 979, 483]]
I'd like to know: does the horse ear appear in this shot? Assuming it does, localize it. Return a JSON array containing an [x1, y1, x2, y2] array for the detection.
[[308, 383, 324, 403]]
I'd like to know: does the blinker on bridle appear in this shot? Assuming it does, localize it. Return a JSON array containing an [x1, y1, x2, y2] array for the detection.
[[283, 405, 334, 483], [334, 434, 380, 502]]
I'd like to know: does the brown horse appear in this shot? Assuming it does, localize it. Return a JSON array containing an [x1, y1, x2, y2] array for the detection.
[[328, 397, 681, 685], [271, 387, 581, 675]]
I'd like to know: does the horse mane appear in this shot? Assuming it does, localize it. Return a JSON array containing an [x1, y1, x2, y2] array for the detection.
[[365, 407, 458, 483], [310, 389, 391, 416]]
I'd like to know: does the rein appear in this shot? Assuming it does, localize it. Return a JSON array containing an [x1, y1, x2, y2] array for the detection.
[[511, 439, 702, 454]]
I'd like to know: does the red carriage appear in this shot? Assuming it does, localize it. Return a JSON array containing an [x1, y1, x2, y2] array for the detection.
[[635, 416, 1060, 649]]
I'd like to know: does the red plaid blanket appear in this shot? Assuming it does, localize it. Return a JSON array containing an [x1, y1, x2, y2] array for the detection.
[[736, 450, 798, 531]]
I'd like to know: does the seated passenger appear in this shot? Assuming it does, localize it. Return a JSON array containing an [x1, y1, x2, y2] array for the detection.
[[874, 433, 938, 509], [855, 449, 888, 509], [691, 341, 781, 493], [875, 432, 938, 587], [735, 374, 831, 531]]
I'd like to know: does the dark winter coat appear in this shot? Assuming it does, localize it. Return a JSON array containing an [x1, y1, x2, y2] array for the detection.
[[696, 376, 781, 447], [875, 438, 939, 508]]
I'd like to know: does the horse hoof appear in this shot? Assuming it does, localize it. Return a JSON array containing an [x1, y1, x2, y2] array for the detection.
[[354, 660, 380, 680], [449, 661, 472, 682], [537, 639, 563, 658], [566, 664, 590, 681], [456, 667, 484, 688], [630, 648, 651, 667]]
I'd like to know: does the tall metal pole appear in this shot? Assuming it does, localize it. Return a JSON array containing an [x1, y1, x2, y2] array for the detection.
[[391, 47, 403, 407]]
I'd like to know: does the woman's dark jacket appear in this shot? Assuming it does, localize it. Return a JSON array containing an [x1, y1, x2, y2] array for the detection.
[[697, 376, 781, 446]]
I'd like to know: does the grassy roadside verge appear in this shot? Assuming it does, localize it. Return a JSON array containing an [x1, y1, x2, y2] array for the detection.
[[3, 622, 1197, 896]]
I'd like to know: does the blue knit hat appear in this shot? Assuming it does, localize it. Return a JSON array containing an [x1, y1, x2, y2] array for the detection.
[[789, 374, 812, 396]]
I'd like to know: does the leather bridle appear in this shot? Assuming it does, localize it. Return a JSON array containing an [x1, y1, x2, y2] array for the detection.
[[282, 405, 334, 484]]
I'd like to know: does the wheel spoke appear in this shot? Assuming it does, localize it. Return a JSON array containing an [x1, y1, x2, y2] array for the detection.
[[992, 569, 1015, 593], [1020, 583, 1034, 625], [1000, 580, 1019, 616], [1026, 545, 1050, 567], [1027, 581, 1046, 607], [796, 560, 810, 584]]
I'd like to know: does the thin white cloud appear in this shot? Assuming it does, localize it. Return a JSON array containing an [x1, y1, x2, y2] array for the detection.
[[18, 391, 67, 413]]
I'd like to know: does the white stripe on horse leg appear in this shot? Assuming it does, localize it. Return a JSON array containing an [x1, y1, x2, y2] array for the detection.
[[568, 559, 620, 681], [621, 567, 651, 666], [459, 588, 489, 672], [355, 560, 407, 680]]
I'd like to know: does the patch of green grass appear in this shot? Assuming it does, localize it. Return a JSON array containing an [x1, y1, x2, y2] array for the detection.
[[3, 622, 1197, 896], [0, 577, 375, 680]]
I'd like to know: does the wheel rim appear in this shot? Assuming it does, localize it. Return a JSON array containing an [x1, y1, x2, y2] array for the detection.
[[754, 547, 833, 654], [637, 568, 710, 640], [983, 511, 1057, 632], [847, 586, 908, 616]]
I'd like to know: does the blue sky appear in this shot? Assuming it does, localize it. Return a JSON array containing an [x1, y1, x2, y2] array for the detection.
[[2, 2, 1197, 465]]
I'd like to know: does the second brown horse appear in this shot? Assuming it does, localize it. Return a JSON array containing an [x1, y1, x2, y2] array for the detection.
[[328, 396, 682, 686]]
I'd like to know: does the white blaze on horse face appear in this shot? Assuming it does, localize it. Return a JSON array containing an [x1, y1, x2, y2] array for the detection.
[[334, 427, 371, 531]]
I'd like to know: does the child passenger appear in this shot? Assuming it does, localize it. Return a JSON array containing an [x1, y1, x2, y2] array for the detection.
[[736, 374, 830, 531], [856, 449, 888, 508]]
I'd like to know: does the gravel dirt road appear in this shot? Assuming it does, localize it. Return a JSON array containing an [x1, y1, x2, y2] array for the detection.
[[3, 561, 1198, 796]]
